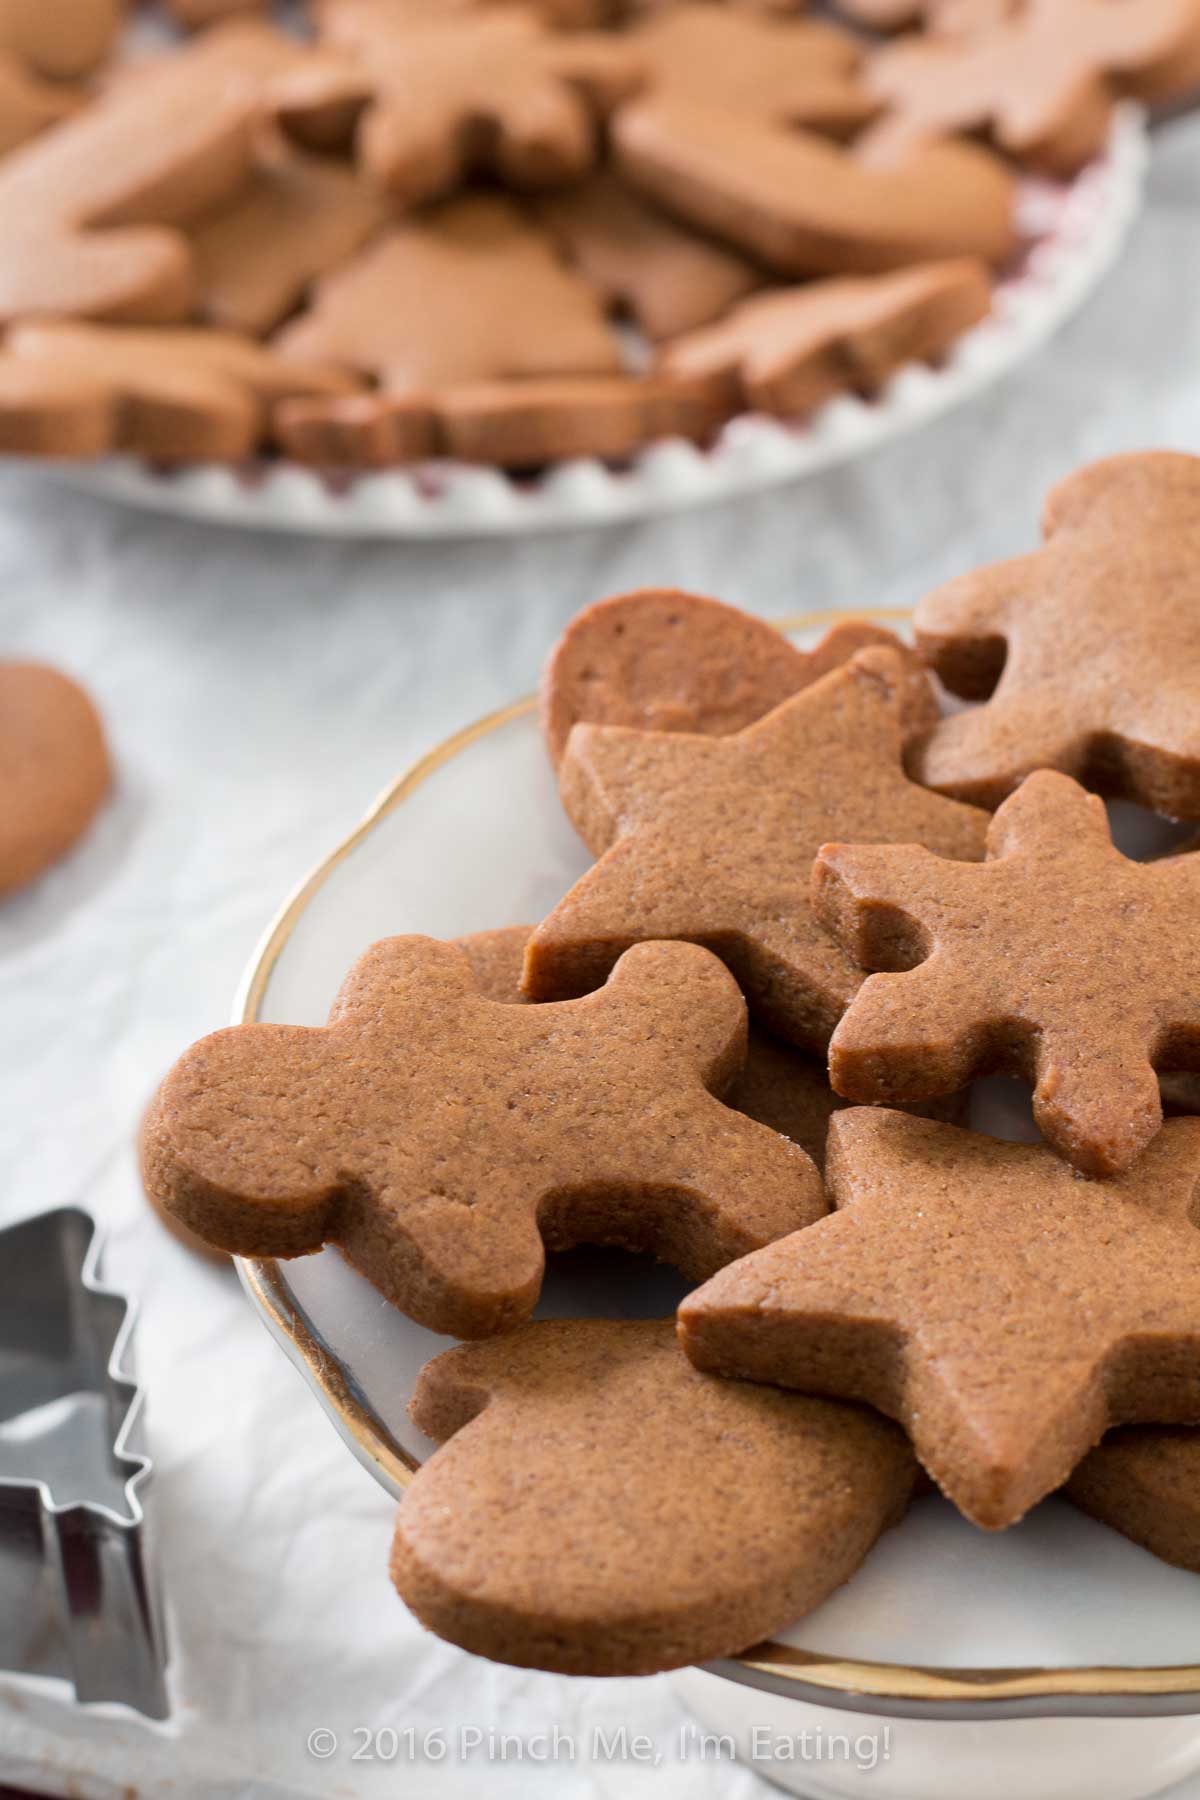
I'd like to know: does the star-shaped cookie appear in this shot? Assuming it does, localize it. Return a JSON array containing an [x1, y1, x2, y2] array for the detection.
[[814, 770, 1200, 1176], [911, 452, 1200, 816], [393, 1318, 919, 1675], [141, 934, 822, 1339], [523, 646, 988, 1048], [680, 1108, 1200, 1529]]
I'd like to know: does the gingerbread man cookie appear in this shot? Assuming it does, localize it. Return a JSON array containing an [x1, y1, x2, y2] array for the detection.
[[1067, 1427, 1200, 1574], [0, 323, 357, 461], [614, 96, 1017, 276], [273, 197, 622, 392], [659, 259, 990, 418], [273, 9, 643, 204], [524, 646, 988, 1048], [815, 771, 1200, 1176], [540, 587, 937, 766], [911, 453, 1200, 816], [392, 1319, 919, 1674], [460, 923, 965, 1167], [141, 935, 823, 1338], [681, 1108, 1200, 1530], [0, 662, 110, 896], [0, 42, 261, 325], [535, 172, 762, 342]]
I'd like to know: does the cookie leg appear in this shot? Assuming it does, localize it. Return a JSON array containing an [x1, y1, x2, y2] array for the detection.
[[1033, 1033, 1162, 1178], [828, 965, 979, 1104], [339, 1187, 548, 1339]]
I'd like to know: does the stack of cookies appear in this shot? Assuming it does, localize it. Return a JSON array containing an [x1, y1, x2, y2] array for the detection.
[[143, 448, 1200, 1675], [0, 0, 1194, 469]]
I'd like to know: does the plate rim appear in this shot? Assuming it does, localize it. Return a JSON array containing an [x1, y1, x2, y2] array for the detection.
[[233, 604, 1200, 1716]]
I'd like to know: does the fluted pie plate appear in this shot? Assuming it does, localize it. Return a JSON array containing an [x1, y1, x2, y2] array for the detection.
[[234, 610, 1200, 1800]]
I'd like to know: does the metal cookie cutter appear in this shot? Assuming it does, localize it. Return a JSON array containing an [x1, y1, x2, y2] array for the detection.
[[0, 1207, 168, 1717]]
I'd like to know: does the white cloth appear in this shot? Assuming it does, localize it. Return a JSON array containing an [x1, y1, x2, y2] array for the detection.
[[1, 112, 1199, 1800]]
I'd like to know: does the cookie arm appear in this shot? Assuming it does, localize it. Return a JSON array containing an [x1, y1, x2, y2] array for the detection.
[[914, 552, 1041, 699], [140, 1025, 345, 1257], [812, 840, 960, 969], [1031, 1024, 1164, 1178]]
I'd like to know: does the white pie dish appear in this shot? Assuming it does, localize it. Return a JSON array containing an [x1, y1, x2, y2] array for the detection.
[[232, 608, 1200, 1800]]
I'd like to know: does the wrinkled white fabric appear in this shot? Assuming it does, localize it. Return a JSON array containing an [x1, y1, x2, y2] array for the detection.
[[0, 113, 1198, 1800]]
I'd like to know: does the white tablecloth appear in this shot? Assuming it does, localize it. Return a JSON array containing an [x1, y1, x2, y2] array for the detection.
[[1, 112, 1199, 1800]]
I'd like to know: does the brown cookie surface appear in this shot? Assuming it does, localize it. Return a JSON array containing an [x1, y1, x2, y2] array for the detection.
[[912, 452, 1200, 815], [630, 5, 877, 137], [614, 96, 1018, 277], [659, 259, 991, 417], [680, 1108, 1200, 1531], [868, 0, 1200, 176], [0, 322, 357, 460], [142, 935, 823, 1338], [540, 587, 938, 767], [0, 0, 121, 81], [273, 195, 622, 392], [459, 922, 964, 1166], [1066, 1427, 1200, 1574], [0, 54, 77, 157], [273, 374, 720, 469], [190, 143, 389, 337], [815, 770, 1200, 1177], [525, 645, 987, 1049], [0, 37, 262, 326], [272, 9, 643, 204], [0, 661, 110, 895], [535, 170, 762, 342], [392, 1318, 919, 1675]]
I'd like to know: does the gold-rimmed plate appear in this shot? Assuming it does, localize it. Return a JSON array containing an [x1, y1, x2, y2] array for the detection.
[[234, 608, 1200, 1722]]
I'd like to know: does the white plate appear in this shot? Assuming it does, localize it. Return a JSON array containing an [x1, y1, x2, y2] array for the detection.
[[232, 608, 1200, 1732], [55, 110, 1148, 539]]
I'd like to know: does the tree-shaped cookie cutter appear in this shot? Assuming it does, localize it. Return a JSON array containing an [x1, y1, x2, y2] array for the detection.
[[0, 1207, 167, 1717]]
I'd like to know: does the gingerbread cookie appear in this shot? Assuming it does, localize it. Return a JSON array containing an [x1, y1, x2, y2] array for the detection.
[[630, 5, 877, 138], [272, 10, 643, 204], [0, 322, 357, 461], [539, 587, 937, 767], [0, 42, 261, 325], [458, 923, 963, 1166], [141, 935, 823, 1338], [274, 376, 719, 469], [524, 646, 988, 1048], [660, 259, 990, 418], [0, 662, 110, 896], [869, 0, 1200, 176], [681, 1108, 1200, 1530], [912, 453, 1200, 816], [0, 53, 77, 157], [167, 0, 271, 26], [535, 172, 762, 342], [392, 1319, 919, 1675], [815, 771, 1200, 1176], [0, 0, 121, 81], [190, 143, 389, 337], [1067, 1427, 1200, 1574], [273, 197, 621, 392], [614, 97, 1018, 276]]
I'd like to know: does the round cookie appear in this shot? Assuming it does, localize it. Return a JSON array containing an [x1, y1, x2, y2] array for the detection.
[[0, 660, 110, 895]]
